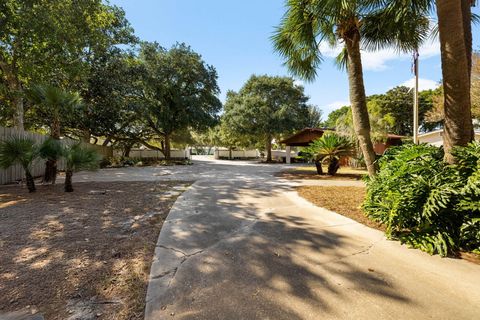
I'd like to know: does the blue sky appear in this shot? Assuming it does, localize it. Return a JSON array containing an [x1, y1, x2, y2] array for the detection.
[[110, 0, 480, 117]]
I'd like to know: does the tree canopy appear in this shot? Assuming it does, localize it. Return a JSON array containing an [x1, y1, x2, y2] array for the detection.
[[222, 75, 315, 161]]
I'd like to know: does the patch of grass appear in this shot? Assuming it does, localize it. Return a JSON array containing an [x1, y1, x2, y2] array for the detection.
[[297, 186, 384, 231]]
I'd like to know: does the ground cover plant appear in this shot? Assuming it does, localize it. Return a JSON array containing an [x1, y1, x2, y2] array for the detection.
[[363, 143, 480, 256]]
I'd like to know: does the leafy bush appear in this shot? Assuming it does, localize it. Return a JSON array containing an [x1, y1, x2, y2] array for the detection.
[[363, 142, 480, 256]]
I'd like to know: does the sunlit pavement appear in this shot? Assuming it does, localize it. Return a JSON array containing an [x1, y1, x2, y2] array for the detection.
[[75, 156, 480, 320]]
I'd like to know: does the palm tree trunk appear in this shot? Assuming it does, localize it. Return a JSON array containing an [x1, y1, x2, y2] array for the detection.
[[64, 170, 74, 192], [25, 170, 36, 193], [43, 159, 57, 184], [314, 160, 323, 175], [436, 0, 474, 163], [328, 157, 340, 176], [344, 31, 378, 177]]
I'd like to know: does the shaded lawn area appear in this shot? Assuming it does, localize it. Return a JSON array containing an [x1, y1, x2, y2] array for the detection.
[[297, 186, 385, 231], [278, 166, 367, 181], [0, 181, 191, 320]]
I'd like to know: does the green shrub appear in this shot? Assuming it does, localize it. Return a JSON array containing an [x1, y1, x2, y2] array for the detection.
[[363, 142, 480, 256]]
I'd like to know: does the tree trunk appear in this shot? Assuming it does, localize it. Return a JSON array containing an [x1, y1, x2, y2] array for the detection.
[[164, 134, 171, 160], [314, 160, 323, 175], [344, 31, 378, 177], [0, 58, 24, 129], [436, 0, 474, 163], [266, 136, 272, 162], [327, 157, 340, 176], [229, 147, 233, 160], [12, 93, 24, 130], [25, 170, 36, 193], [43, 159, 58, 184], [50, 118, 61, 139], [123, 143, 133, 158], [64, 170, 74, 192], [81, 130, 91, 143]]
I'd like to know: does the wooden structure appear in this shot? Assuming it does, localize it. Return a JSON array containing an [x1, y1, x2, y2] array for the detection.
[[373, 134, 404, 155], [279, 128, 330, 163]]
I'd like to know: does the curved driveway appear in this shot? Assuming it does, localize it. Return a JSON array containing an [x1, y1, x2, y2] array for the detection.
[[74, 156, 480, 319]]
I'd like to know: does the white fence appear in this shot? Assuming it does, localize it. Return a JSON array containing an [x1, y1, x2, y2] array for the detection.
[[214, 149, 259, 159], [117, 148, 191, 159], [0, 126, 112, 185]]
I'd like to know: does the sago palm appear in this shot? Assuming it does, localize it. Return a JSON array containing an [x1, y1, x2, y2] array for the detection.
[[0, 137, 39, 192], [304, 133, 353, 175], [63, 143, 100, 192], [272, 0, 430, 177]]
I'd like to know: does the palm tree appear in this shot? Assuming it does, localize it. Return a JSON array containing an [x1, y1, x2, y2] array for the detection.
[[63, 143, 100, 192], [27, 84, 82, 182], [39, 138, 63, 185], [0, 137, 39, 192], [436, 0, 475, 163], [272, 0, 430, 177], [303, 133, 353, 175]]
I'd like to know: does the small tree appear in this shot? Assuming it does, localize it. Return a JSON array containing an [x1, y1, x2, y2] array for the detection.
[[39, 138, 63, 185], [63, 143, 100, 192], [0, 137, 39, 192], [27, 85, 83, 183], [302, 133, 353, 175]]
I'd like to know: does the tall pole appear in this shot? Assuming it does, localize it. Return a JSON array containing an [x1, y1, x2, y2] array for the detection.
[[413, 50, 419, 144]]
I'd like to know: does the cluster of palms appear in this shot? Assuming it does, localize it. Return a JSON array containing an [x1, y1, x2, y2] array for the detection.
[[273, 0, 476, 176], [0, 137, 100, 193]]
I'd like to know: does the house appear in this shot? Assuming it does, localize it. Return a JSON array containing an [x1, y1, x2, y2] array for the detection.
[[418, 129, 480, 147], [279, 128, 330, 163], [373, 134, 404, 155]]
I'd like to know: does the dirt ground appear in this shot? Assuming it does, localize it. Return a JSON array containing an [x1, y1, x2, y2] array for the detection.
[[297, 186, 385, 231], [0, 181, 191, 320], [277, 166, 367, 181]]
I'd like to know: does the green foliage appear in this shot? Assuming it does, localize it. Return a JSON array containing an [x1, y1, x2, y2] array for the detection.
[[363, 142, 480, 256], [222, 75, 314, 158], [39, 138, 63, 161], [63, 143, 101, 172], [0, 137, 39, 170], [27, 85, 83, 137], [302, 133, 353, 175]]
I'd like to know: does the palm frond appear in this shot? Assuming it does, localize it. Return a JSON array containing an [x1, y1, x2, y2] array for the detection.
[[0, 137, 39, 170]]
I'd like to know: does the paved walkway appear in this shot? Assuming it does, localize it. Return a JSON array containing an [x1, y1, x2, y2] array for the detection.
[[75, 156, 480, 319]]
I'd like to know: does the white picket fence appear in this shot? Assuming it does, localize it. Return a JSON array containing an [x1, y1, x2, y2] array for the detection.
[[0, 126, 112, 185], [116, 148, 191, 159], [214, 149, 259, 159]]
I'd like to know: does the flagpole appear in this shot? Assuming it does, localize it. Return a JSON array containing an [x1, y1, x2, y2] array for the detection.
[[413, 50, 419, 144]]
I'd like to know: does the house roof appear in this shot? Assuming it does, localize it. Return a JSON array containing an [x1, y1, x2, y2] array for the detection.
[[280, 128, 333, 146], [419, 129, 480, 139]]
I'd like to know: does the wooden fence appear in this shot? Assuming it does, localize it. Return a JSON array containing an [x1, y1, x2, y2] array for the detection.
[[0, 126, 113, 185]]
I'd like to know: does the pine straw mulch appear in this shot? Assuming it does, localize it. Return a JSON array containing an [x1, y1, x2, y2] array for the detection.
[[0, 180, 191, 320], [297, 186, 480, 264], [277, 167, 367, 181], [297, 186, 384, 231]]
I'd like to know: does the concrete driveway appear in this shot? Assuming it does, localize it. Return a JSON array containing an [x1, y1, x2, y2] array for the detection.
[[75, 156, 480, 319]]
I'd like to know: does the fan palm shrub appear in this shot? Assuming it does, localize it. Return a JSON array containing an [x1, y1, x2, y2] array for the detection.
[[0, 137, 39, 192], [63, 143, 100, 192], [39, 138, 63, 185], [363, 142, 480, 256], [27, 85, 83, 183], [303, 133, 354, 175]]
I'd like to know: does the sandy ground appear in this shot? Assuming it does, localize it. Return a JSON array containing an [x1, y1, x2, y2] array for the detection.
[[0, 181, 191, 320]]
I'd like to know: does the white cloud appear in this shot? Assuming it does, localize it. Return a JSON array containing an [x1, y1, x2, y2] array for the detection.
[[319, 39, 440, 72], [327, 100, 350, 109], [400, 78, 440, 91]]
